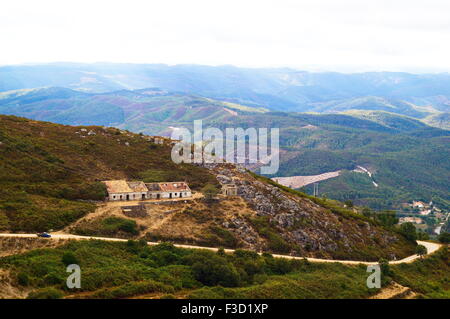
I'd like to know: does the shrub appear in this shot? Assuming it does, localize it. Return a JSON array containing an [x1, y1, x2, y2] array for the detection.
[[264, 257, 293, 275], [417, 231, 430, 240], [438, 232, 450, 244], [17, 272, 30, 286], [61, 252, 79, 266], [102, 217, 139, 235], [415, 245, 427, 257], [399, 222, 417, 241], [199, 226, 239, 248], [378, 258, 391, 276], [201, 184, 220, 201], [185, 252, 241, 287], [27, 287, 64, 299], [92, 280, 174, 299]]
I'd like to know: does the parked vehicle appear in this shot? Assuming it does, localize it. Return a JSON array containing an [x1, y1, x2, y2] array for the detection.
[[37, 232, 51, 238]]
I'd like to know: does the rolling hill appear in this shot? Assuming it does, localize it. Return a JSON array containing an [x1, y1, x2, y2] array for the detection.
[[1, 63, 450, 124], [0, 114, 418, 262], [0, 87, 266, 135], [423, 112, 450, 130]]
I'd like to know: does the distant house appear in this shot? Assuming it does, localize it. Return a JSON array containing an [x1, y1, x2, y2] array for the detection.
[[103, 180, 192, 201], [399, 217, 423, 224], [420, 209, 432, 216], [222, 184, 238, 196], [412, 201, 426, 208]]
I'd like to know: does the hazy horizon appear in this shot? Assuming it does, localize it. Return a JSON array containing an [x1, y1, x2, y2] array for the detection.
[[2, 0, 450, 73], [2, 61, 450, 75]]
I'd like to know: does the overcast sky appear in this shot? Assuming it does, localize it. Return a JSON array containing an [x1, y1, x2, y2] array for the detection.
[[1, 0, 450, 72]]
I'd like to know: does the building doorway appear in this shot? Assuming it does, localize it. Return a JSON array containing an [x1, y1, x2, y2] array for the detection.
[[142, 194, 146, 200], [126, 194, 130, 200]]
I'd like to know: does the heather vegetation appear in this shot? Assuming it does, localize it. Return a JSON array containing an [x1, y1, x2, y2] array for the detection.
[[0, 240, 382, 299], [73, 217, 140, 238], [390, 247, 449, 298], [1, 240, 447, 299], [0, 115, 217, 232]]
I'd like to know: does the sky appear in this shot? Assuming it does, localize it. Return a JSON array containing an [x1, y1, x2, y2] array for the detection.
[[1, 0, 450, 72]]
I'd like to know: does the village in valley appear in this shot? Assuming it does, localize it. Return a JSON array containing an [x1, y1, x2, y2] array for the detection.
[[398, 200, 449, 236]]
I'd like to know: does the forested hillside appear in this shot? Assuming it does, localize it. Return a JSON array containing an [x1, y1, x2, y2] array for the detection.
[[214, 113, 450, 210]]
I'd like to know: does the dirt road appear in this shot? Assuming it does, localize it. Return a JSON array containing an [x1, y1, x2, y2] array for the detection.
[[0, 233, 441, 265]]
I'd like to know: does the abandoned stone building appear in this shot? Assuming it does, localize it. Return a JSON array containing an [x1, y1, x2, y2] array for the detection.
[[146, 182, 192, 199], [222, 184, 238, 196], [103, 180, 192, 201], [103, 180, 148, 201]]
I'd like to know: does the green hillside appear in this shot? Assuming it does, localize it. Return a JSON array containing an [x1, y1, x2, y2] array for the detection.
[[342, 110, 429, 131], [423, 112, 450, 130], [0, 239, 447, 299], [0, 115, 217, 232], [313, 96, 433, 118], [214, 112, 450, 210], [0, 115, 422, 263], [0, 87, 264, 135]]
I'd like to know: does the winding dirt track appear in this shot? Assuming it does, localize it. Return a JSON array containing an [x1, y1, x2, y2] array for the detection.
[[0, 233, 441, 265]]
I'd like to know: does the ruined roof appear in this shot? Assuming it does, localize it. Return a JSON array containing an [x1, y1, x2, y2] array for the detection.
[[127, 181, 148, 192], [158, 182, 191, 192], [103, 180, 133, 193], [103, 180, 190, 194], [145, 183, 162, 191], [103, 180, 148, 193]]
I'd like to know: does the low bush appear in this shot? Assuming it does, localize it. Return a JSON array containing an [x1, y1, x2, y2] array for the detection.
[[27, 287, 64, 299], [92, 280, 174, 299]]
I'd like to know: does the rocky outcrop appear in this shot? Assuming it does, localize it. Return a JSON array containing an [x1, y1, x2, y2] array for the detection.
[[207, 163, 415, 261]]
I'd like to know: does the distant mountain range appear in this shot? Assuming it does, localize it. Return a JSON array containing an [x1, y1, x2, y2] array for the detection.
[[1, 63, 449, 128]]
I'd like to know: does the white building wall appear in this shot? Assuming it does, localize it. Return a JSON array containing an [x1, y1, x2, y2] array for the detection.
[[108, 189, 192, 201], [109, 192, 147, 201]]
